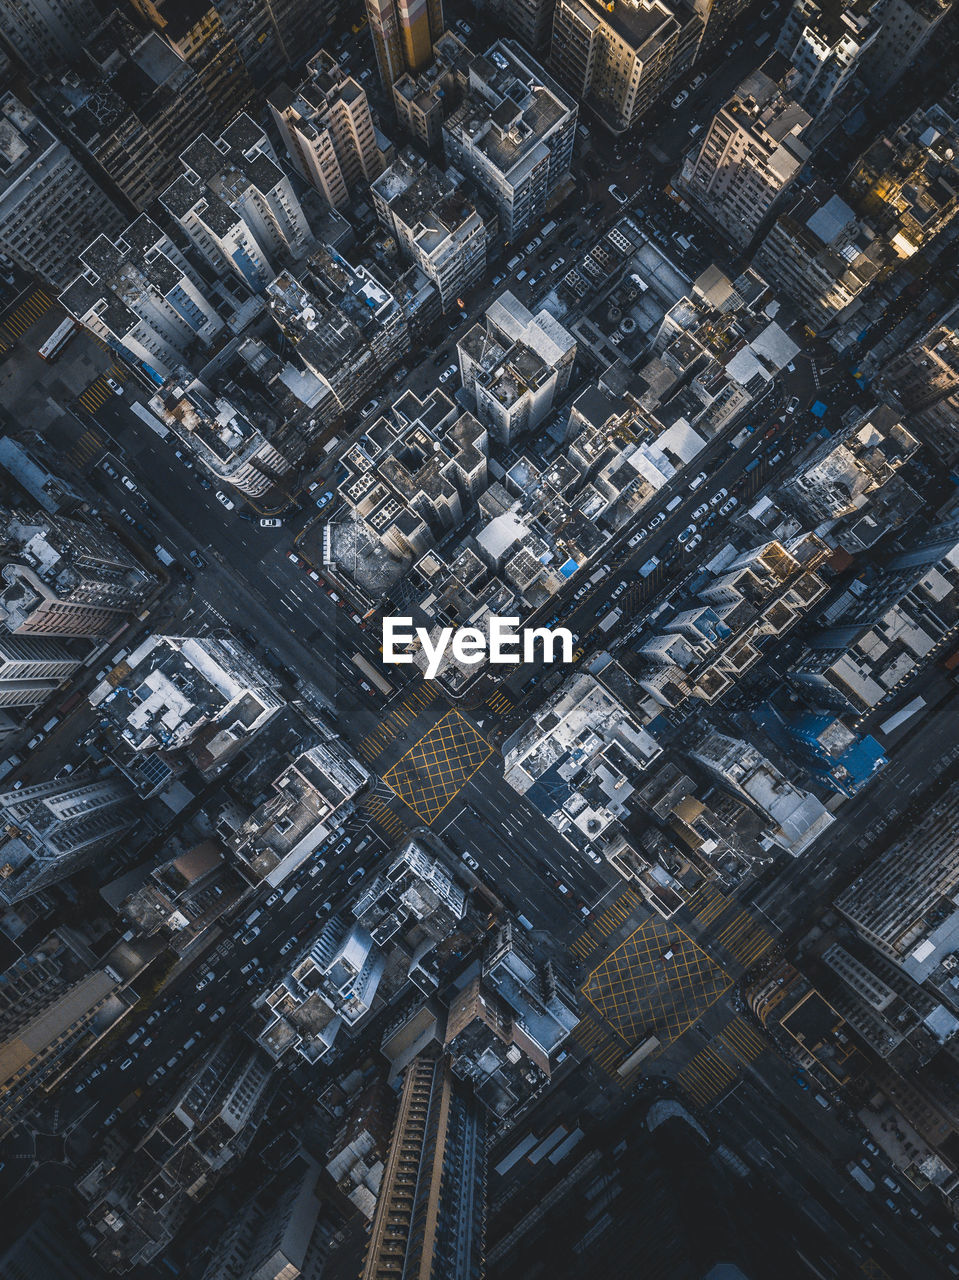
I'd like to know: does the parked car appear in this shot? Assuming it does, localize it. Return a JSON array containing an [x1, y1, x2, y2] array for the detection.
[[439, 364, 457, 384], [628, 529, 648, 547], [174, 449, 193, 468], [648, 512, 666, 529], [677, 524, 697, 543], [671, 89, 689, 108], [189, 549, 205, 569], [692, 503, 709, 520], [120, 475, 137, 491], [360, 399, 379, 417], [347, 866, 366, 885], [461, 850, 479, 870], [215, 490, 235, 510], [287, 552, 301, 567], [688, 471, 707, 490], [719, 497, 738, 515], [710, 488, 728, 505], [101, 460, 118, 478], [193, 473, 212, 490], [684, 533, 703, 553], [260, 517, 282, 528], [786, 395, 799, 413]]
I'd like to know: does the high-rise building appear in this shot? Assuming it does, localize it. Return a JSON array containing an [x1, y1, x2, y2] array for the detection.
[[269, 52, 392, 213], [549, 0, 702, 133], [392, 31, 471, 150], [61, 215, 230, 381], [443, 40, 576, 241], [0, 777, 136, 904], [676, 70, 810, 248], [879, 301, 959, 461], [0, 0, 100, 72], [458, 292, 576, 447], [366, 0, 445, 90], [789, 524, 959, 716], [0, 94, 125, 290], [362, 1054, 487, 1280], [0, 632, 81, 709], [775, 0, 880, 115], [0, 510, 154, 639], [373, 150, 491, 312], [836, 779, 959, 981], [753, 182, 890, 329], [0, 936, 136, 1136], [160, 115, 313, 292], [487, 0, 557, 49]]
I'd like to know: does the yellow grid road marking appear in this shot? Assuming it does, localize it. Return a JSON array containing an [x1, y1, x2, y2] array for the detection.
[[383, 710, 491, 824], [583, 916, 731, 1049]]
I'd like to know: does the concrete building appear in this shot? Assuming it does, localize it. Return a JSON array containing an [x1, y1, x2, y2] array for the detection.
[[0, 510, 154, 639], [266, 248, 410, 421], [836, 779, 959, 981], [361, 1054, 487, 1280], [637, 536, 830, 710], [0, 94, 125, 289], [775, 0, 880, 114], [779, 405, 920, 551], [373, 150, 491, 312], [160, 115, 313, 292], [789, 524, 959, 716], [149, 380, 294, 498], [487, 0, 557, 48], [753, 182, 890, 329], [393, 31, 472, 149], [458, 292, 576, 447], [879, 301, 959, 461], [0, 0, 100, 71], [270, 51, 392, 212], [862, 0, 954, 91], [83, 1037, 274, 1272], [366, 0, 445, 89], [443, 40, 576, 240], [549, 0, 702, 133], [337, 388, 488, 559], [504, 672, 663, 846], [223, 743, 369, 886], [689, 730, 834, 857], [0, 777, 136, 904], [677, 70, 810, 248], [844, 102, 959, 258], [0, 935, 136, 1136], [61, 215, 232, 382], [88, 633, 284, 796], [0, 631, 81, 709]]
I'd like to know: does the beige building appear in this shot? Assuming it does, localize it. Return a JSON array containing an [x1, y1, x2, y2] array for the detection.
[[269, 52, 392, 212], [392, 30, 471, 149], [678, 70, 810, 247], [550, 0, 703, 132]]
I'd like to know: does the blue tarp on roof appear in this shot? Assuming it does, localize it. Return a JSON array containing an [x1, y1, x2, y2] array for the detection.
[[810, 401, 827, 418], [559, 557, 579, 578]]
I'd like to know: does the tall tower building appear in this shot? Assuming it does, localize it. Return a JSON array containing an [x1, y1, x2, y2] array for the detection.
[[676, 70, 810, 248], [362, 1054, 486, 1280], [0, 94, 126, 290], [366, 0, 445, 90], [0, 777, 136, 903], [0, 632, 81, 709], [0, 0, 100, 72], [269, 52, 392, 212]]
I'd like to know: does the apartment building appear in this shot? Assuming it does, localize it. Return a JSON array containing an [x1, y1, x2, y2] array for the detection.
[[61, 215, 230, 381], [487, 0, 557, 47], [789, 524, 959, 716], [366, 0, 446, 89], [393, 30, 472, 148], [160, 115, 313, 292], [362, 1054, 487, 1280], [0, 777, 136, 904], [677, 70, 810, 248], [753, 183, 890, 329], [270, 51, 392, 212], [835, 779, 959, 981], [689, 730, 835, 857], [373, 149, 490, 311], [776, 0, 880, 114], [458, 291, 576, 447], [879, 301, 959, 461], [549, 0, 702, 133], [0, 94, 125, 289], [443, 40, 576, 239], [844, 102, 959, 257], [0, 0, 100, 71], [0, 631, 81, 709], [0, 510, 154, 639]]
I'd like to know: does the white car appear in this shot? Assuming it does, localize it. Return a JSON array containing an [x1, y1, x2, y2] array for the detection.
[[719, 497, 738, 515], [628, 529, 647, 547], [677, 524, 697, 544], [648, 512, 666, 530], [688, 471, 707, 490], [786, 396, 799, 413], [461, 850, 479, 870], [265, 891, 281, 906], [439, 364, 457, 384], [120, 475, 137, 491], [692, 503, 709, 520], [710, 488, 728, 505], [260, 517, 282, 528], [106, 377, 124, 396], [608, 184, 628, 205], [610, 581, 628, 599], [671, 89, 689, 108], [684, 533, 703, 553], [215, 490, 235, 510], [583, 848, 602, 864], [690, 72, 707, 89]]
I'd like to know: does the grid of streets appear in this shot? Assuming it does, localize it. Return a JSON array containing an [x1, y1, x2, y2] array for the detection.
[[382, 710, 492, 824]]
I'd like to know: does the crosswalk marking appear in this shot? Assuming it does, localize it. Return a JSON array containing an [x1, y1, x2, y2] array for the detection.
[[719, 1017, 766, 1065], [1, 288, 53, 341], [66, 429, 103, 470], [677, 1044, 738, 1109]]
